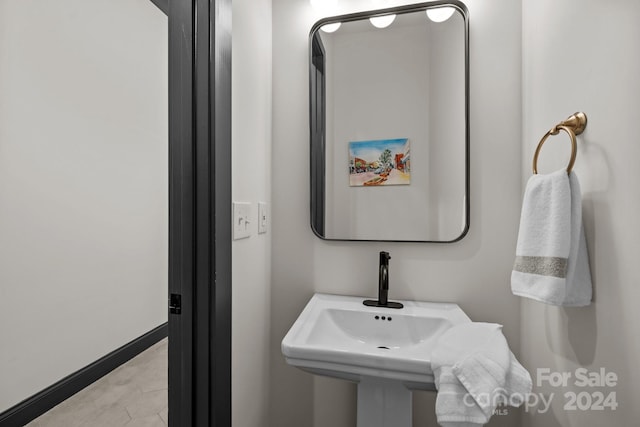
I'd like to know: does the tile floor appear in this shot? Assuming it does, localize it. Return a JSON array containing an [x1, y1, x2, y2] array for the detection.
[[27, 338, 168, 427]]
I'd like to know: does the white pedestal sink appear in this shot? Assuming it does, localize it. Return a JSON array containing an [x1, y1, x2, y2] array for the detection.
[[282, 293, 470, 427]]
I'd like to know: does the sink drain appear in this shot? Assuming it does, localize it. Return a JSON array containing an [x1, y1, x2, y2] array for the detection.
[[377, 346, 390, 350]]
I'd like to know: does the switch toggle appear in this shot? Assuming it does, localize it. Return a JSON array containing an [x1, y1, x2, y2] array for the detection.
[[233, 202, 252, 240], [258, 202, 268, 234]]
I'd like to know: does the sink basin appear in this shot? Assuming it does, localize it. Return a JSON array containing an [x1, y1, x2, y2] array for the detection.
[[282, 293, 471, 388]]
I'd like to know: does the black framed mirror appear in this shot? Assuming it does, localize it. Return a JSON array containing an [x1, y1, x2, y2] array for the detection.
[[310, 1, 469, 243]]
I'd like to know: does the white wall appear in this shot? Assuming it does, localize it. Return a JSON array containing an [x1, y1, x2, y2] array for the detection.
[[231, 0, 273, 426], [271, 0, 522, 426], [521, 0, 640, 425], [0, 0, 168, 412]]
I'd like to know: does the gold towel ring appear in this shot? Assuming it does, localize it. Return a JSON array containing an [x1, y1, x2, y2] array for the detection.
[[532, 112, 587, 174]]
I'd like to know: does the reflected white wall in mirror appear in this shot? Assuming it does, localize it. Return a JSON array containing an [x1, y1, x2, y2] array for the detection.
[[310, 2, 468, 242]]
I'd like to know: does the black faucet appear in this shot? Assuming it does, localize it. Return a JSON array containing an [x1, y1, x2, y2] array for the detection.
[[364, 251, 403, 309], [378, 251, 391, 305]]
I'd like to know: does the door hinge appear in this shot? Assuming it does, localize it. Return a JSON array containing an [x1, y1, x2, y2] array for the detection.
[[169, 293, 182, 314]]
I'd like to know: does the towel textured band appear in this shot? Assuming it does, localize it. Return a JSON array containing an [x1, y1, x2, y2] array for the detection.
[[513, 255, 568, 278]]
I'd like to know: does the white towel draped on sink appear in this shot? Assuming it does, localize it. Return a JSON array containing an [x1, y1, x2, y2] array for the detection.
[[431, 323, 532, 427]]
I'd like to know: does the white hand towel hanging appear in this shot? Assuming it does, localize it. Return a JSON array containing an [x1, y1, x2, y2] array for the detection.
[[511, 169, 592, 306]]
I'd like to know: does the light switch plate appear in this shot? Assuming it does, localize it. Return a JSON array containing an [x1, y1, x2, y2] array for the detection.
[[258, 202, 268, 234], [233, 202, 252, 240]]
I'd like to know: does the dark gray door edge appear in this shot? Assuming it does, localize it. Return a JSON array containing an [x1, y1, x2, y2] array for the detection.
[[167, 0, 194, 424], [168, 0, 232, 426]]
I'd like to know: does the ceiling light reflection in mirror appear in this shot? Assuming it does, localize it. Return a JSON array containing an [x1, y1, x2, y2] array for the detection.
[[311, 0, 342, 33], [426, 6, 455, 22], [321, 22, 342, 32], [369, 14, 396, 28]]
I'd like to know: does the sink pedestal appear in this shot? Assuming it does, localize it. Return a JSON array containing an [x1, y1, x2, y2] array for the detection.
[[282, 294, 471, 427], [357, 377, 412, 427]]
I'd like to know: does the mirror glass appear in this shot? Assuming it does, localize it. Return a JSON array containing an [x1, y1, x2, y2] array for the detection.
[[310, 2, 469, 242]]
